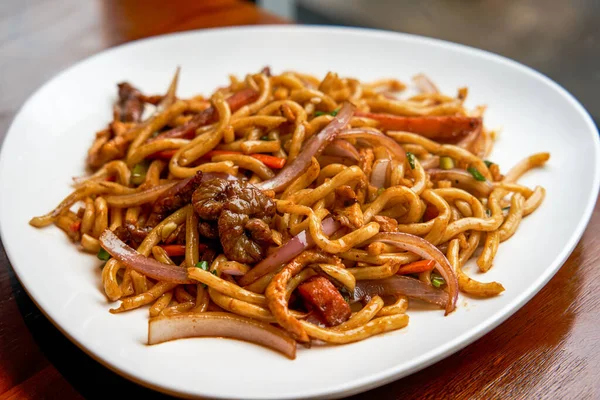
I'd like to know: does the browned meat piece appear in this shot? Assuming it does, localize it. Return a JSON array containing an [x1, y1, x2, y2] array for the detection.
[[372, 215, 398, 232], [219, 210, 264, 263], [297, 276, 351, 327], [200, 247, 217, 264], [147, 171, 204, 226], [222, 180, 275, 219], [358, 148, 374, 177], [113, 226, 131, 244], [198, 221, 219, 239], [116, 82, 144, 122], [332, 186, 363, 229], [113, 223, 152, 247], [334, 185, 358, 209], [245, 218, 274, 245], [219, 179, 276, 263], [192, 178, 230, 220], [192, 178, 275, 264]]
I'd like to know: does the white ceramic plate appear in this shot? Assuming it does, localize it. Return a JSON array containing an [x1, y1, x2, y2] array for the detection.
[[0, 26, 598, 399]]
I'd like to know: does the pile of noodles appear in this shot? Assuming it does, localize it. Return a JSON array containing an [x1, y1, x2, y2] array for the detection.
[[30, 68, 548, 359]]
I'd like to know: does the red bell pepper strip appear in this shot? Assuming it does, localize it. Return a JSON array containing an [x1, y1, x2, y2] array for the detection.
[[159, 245, 186, 257], [204, 151, 286, 169], [396, 260, 436, 275], [148, 149, 286, 169], [246, 154, 286, 169], [355, 112, 482, 143], [69, 220, 81, 233]]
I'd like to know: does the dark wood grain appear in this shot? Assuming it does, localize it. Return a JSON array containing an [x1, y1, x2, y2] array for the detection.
[[0, 1, 598, 399]]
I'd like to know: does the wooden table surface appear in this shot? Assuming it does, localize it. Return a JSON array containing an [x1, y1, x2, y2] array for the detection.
[[0, 1, 598, 399]]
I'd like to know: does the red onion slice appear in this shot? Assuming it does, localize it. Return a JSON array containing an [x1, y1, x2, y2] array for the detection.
[[220, 268, 245, 276], [257, 102, 355, 192], [364, 232, 458, 314], [413, 74, 440, 94], [148, 312, 296, 359], [219, 262, 251, 276], [238, 218, 341, 286], [338, 127, 406, 163], [99, 230, 192, 284], [323, 139, 360, 161], [370, 159, 390, 188], [353, 276, 448, 307], [419, 156, 440, 170]]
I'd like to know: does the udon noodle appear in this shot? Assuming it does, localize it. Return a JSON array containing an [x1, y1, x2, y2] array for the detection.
[[30, 67, 548, 359]]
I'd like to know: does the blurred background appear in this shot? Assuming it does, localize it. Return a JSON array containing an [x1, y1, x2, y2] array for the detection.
[[258, 0, 600, 125], [1, 0, 598, 133]]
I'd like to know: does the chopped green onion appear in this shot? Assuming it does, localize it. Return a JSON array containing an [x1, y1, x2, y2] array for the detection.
[[502, 206, 511, 212], [406, 152, 416, 169], [485, 209, 492, 217], [97, 248, 111, 261], [131, 161, 149, 186], [212, 270, 218, 276], [431, 275, 446, 288], [484, 160, 494, 168], [151, 131, 160, 138], [260, 135, 272, 141], [195, 261, 209, 271], [377, 187, 385, 196], [467, 166, 486, 181], [314, 107, 340, 117], [439, 156, 454, 170]]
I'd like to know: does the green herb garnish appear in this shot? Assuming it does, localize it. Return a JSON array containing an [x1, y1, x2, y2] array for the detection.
[[212, 270, 218, 276], [502, 206, 511, 212], [314, 107, 340, 117], [406, 152, 416, 170], [377, 187, 385, 196], [131, 161, 149, 186], [484, 160, 494, 168], [467, 166, 486, 181], [485, 209, 492, 217], [439, 156, 454, 170], [260, 135, 272, 141], [431, 275, 446, 288], [97, 248, 111, 261], [195, 261, 209, 271]]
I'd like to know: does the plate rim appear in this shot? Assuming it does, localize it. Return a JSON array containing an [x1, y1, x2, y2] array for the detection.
[[1, 25, 599, 399]]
